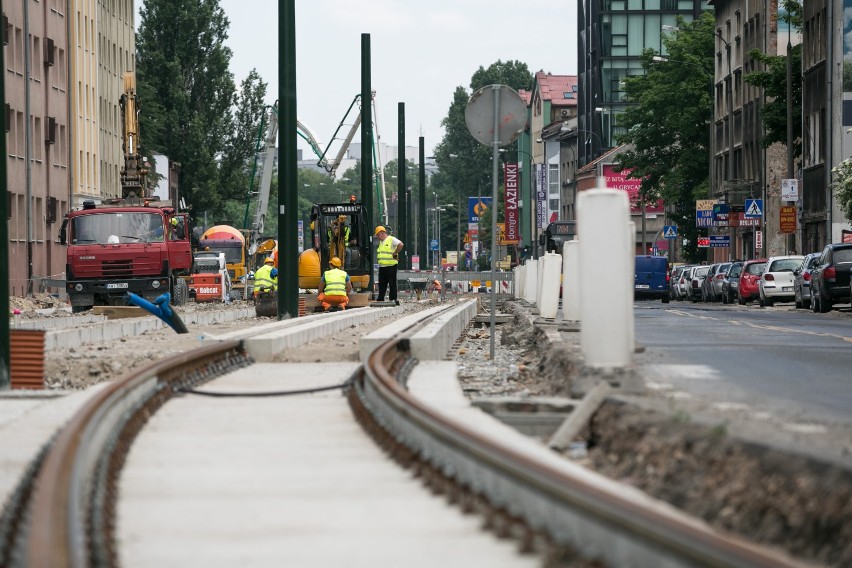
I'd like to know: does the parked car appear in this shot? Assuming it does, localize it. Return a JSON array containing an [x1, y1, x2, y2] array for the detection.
[[721, 261, 743, 304], [676, 265, 695, 300], [690, 265, 711, 302], [758, 255, 804, 306], [810, 243, 852, 313], [793, 252, 821, 309], [703, 262, 732, 302], [634, 255, 670, 303], [669, 265, 687, 300], [738, 259, 767, 304]]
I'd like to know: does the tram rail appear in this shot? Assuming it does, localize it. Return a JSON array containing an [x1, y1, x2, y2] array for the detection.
[[2, 302, 810, 567]]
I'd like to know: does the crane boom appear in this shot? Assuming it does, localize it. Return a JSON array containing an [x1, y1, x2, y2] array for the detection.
[[247, 104, 279, 256]]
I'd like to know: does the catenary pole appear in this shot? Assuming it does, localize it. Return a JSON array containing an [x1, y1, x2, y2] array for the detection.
[[279, 0, 298, 318]]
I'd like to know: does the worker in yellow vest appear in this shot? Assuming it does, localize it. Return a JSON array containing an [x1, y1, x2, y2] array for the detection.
[[318, 256, 352, 311], [375, 225, 403, 305], [253, 256, 278, 296]]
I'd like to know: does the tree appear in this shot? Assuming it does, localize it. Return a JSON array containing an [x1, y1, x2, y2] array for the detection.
[[221, 70, 270, 216], [614, 13, 716, 262], [433, 61, 534, 236], [743, 0, 803, 160], [832, 143, 852, 223], [136, 0, 237, 220]]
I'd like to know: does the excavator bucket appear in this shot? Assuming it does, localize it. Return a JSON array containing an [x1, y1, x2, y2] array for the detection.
[[254, 290, 278, 317]]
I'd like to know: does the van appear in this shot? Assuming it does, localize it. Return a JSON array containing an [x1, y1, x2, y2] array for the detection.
[[634, 255, 670, 303]]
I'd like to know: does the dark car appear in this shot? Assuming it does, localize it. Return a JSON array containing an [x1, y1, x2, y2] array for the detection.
[[810, 243, 852, 313], [634, 255, 670, 303], [721, 261, 743, 304], [703, 262, 732, 302], [738, 259, 767, 304], [690, 265, 711, 302], [793, 252, 820, 309]]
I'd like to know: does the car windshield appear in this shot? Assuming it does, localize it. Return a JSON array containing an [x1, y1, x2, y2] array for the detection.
[[835, 249, 852, 263], [746, 262, 766, 275], [768, 258, 802, 272], [71, 212, 164, 244], [729, 264, 742, 277]]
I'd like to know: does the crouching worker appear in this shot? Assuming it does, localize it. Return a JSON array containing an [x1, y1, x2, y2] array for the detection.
[[318, 256, 352, 311]]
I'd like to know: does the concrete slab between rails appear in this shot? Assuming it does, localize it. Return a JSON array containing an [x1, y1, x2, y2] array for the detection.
[[0, 384, 110, 509], [244, 306, 404, 362], [359, 300, 478, 362]]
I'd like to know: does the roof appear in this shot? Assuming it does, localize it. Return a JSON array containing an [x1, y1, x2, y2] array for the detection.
[[518, 88, 532, 106], [576, 144, 630, 174], [534, 71, 578, 107]]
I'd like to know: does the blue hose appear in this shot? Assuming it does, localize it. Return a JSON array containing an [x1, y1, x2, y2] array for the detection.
[[125, 292, 189, 334]]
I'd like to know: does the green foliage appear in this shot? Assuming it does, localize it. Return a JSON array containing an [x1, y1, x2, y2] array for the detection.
[[843, 61, 852, 93], [832, 150, 852, 223], [744, 45, 802, 157], [136, 0, 237, 220], [744, 0, 802, 158], [433, 61, 533, 236], [615, 13, 715, 262]]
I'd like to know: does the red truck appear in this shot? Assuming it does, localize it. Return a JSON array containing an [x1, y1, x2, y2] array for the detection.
[[59, 199, 192, 313]]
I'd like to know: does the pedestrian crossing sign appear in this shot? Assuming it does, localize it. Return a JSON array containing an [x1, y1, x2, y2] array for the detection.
[[663, 225, 677, 239], [745, 199, 763, 218]]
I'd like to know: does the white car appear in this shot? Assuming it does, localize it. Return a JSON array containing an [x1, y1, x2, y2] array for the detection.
[[759, 255, 805, 306]]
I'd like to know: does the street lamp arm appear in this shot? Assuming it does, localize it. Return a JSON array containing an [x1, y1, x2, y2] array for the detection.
[[560, 127, 603, 148]]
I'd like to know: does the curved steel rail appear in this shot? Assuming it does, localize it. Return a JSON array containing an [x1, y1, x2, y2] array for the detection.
[[13, 340, 250, 568], [354, 334, 810, 568]]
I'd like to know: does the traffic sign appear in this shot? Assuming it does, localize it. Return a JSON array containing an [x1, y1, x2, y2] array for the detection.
[[430, 239, 438, 251], [745, 199, 763, 218], [663, 225, 677, 239]]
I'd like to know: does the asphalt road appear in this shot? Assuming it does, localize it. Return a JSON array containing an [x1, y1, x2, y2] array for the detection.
[[632, 299, 852, 428]]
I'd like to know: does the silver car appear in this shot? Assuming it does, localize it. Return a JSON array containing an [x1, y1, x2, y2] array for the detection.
[[793, 252, 821, 309], [759, 255, 805, 306]]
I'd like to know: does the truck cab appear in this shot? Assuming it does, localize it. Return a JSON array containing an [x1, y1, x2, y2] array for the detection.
[[61, 199, 191, 311]]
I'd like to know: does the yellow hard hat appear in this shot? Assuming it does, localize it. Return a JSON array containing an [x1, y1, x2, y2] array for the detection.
[[170, 217, 178, 226], [374, 225, 387, 236], [329, 257, 342, 267], [264, 256, 274, 264]]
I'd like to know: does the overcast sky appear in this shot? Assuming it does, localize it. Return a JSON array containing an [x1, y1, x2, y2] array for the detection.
[[172, 0, 577, 159]]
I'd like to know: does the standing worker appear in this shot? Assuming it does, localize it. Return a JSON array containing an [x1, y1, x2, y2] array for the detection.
[[317, 256, 352, 311], [375, 225, 403, 305], [253, 256, 278, 296], [328, 215, 353, 266]]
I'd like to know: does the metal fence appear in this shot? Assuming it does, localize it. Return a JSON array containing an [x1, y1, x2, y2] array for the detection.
[[397, 269, 514, 298]]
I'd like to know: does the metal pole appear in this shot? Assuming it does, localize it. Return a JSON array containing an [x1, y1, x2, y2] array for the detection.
[[398, 102, 407, 269], [489, 86, 500, 359], [418, 138, 426, 266], [279, 0, 299, 319], [0, 0, 10, 389], [361, 35, 374, 290], [786, 38, 795, 254], [456, 190, 462, 270]]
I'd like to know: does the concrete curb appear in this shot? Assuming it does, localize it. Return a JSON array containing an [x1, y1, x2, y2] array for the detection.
[[358, 300, 477, 361], [44, 307, 256, 350], [244, 306, 404, 362]]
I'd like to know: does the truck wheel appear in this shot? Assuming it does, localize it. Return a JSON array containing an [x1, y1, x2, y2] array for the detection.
[[173, 278, 189, 306]]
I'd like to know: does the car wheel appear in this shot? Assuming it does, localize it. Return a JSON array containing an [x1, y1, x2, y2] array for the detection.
[[794, 288, 802, 309], [812, 290, 820, 313], [819, 295, 832, 313], [722, 290, 728, 304], [764, 297, 773, 307], [738, 294, 746, 305], [758, 295, 765, 307]]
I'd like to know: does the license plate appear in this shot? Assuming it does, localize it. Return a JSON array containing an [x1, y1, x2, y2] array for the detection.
[[782, 286, 792, 291], [106, 282, 129, 289], [635, 284, 649, 289]]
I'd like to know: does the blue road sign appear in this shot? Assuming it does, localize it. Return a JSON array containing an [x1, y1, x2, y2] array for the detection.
[[430, 239, 438, 251], [663, 225, 677, 239], [710, 235, 731, 248], [745, 199, 763, 218]]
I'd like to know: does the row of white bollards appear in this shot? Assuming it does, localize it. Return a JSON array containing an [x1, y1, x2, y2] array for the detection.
[[513, 188, 635, 371]]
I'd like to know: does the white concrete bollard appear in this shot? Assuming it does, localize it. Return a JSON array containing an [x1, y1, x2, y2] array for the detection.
[[515, 265, 524, 299], [578, 189, 633, 369], [524, 259, 538, 304], [539, 252, 562, 319], [536, 255, 546, 306], [562, 240, 581, 322]]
